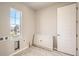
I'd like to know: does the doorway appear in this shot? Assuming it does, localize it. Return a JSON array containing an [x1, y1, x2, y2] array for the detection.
[[57, 4, 76, 55]]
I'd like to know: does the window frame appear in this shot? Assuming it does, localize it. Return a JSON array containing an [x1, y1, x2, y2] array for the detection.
[[10, 8, 22, 37]]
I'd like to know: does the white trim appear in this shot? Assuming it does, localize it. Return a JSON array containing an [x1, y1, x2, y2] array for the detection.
[[33, 44, 53, 51], [9, 47, 28, 56]]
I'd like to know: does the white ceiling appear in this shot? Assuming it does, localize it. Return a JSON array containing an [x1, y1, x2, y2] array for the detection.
[[24, 2, 75, 10], [24, 2, 56, 10]]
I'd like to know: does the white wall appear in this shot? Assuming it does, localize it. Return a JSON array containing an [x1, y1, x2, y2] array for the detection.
[[0, 3, 35, 55], [34, 5, 57, 50], [36, 7, 57, 35], [34, 2, 75, 50]]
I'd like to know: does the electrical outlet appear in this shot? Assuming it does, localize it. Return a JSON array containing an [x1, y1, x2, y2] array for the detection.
[[0, 38, 3, 40]]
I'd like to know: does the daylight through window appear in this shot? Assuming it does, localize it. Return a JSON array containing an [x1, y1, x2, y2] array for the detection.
[[10, 8, 22, 36]]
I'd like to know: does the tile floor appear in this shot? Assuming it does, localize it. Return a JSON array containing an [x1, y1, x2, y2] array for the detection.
[[14, 46, 69, 56]]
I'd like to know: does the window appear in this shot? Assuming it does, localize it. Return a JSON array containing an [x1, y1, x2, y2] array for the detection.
[[10, 8, 22, 36]]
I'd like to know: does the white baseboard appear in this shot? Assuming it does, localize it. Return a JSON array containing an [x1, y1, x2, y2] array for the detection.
[[9, 47, 28, 56], [33, 44, 53, 51]]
